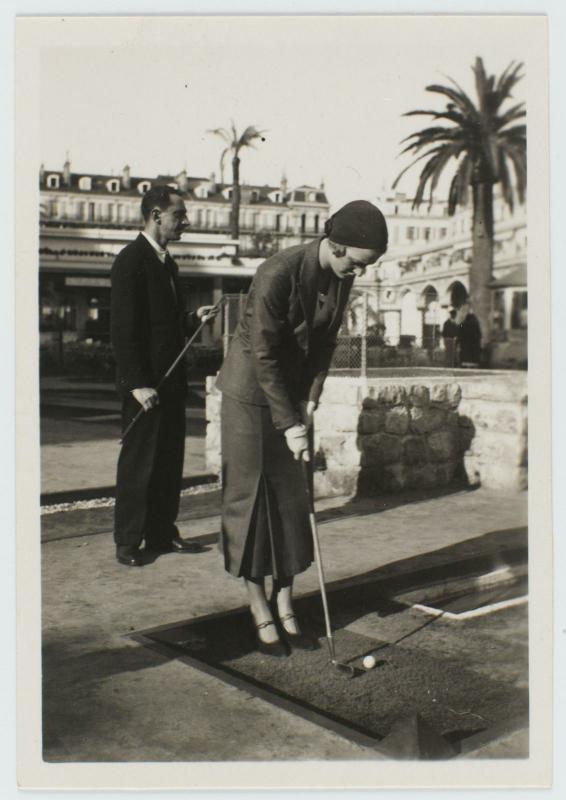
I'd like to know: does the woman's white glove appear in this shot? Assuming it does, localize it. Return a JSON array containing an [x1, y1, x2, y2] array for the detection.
[[299, 400, 316, 430], [284, 424, 310, 461]]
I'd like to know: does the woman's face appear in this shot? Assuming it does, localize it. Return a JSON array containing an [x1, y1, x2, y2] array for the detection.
[[327, 245, 381, 280]]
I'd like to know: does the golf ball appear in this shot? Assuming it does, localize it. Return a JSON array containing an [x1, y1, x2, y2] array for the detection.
[[363, 655, 376, 670]]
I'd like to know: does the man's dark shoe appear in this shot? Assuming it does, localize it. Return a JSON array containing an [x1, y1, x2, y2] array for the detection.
[[116, 545, 144, 567], [146, 537, 206, 554]]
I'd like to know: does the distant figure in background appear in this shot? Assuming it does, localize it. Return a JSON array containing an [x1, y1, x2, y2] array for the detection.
[[441, 308, 459, 367], [457, 302, 482, 367]]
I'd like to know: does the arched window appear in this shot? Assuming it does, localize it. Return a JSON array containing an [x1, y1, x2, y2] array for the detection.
[[137, 181, 151, 194], [78, 176, 92, 191], [46, 174, 60, 189], [107, 179, 120, 193]]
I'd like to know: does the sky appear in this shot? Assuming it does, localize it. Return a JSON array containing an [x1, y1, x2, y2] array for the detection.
[[40, 16, 530, 211]]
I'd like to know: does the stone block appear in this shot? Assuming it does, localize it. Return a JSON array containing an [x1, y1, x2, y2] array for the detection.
[[410, 407, 446, 435], [314, 467, 358, 499], [430, 384, 449, 405], [408, 385, 430, 408], [314, 403, 361, 435], [359, 432, 401, 467], [377, 384, 408, 406], [427, 430, 460, 462], [321, 379, 362, 406], [361, 396, 380, 410], [446, 383, 462, 408], [384, 407, 410, 435], [461, 376, 527, 403], [358, 463, 406, 494], [316, 403, 360, 433], [401, 436, 428, 466], [468, 431, 524, 466], [358, 408, 386, 435], [318, 435, 361, 468]]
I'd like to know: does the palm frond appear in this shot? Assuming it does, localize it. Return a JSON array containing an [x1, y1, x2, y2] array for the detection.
[[207, 127, 232, 145], [430, 80, 480, 122], [496, 103, 526, 131], [392, 144, 455, 188], [413, 146, 463, 207]]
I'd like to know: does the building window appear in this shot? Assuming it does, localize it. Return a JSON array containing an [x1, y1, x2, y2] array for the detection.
[[78, 176, 92, 191], [439, 227, 447, 238], [275, 214, 281, 232], [195, 185, 208, 199], [87, 202, 95, 222], [46, 174, 60, 189], [250, 190, 259, 202], [314, 215, 319, 233], [138, 181, 151, 194], [407, 226, 415, 241], [273, 192, 281, 203], [308, 192, 316, 202], [423, 227, 431, 241], [107, 179, 120, 193], [300, 214, 306, 233]]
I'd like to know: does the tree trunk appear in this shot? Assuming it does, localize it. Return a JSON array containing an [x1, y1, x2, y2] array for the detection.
[[231, 155, 241, 253], [469, 180, 494, 348]]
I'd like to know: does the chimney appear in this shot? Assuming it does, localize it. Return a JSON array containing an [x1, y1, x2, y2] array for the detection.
[[280, 170, 288, 197], [39, 163, 45, 184], [320, 178, 325, 191], [122, 164, 131, 190], [62, 154, 71, 187], [177, 169, 188, 193]]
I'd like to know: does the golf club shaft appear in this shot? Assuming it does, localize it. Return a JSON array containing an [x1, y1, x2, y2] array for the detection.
[[120, 297, 225, 443], [302, 460, 337, 662]]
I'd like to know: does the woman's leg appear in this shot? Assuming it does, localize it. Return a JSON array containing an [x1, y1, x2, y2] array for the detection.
[[272, 576, 301, 635], [245, 577, 280, 644]]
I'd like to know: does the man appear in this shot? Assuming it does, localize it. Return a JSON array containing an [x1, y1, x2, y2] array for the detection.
[[457, 301, 482, 367], [441, 308, 459, 367], [111, 186, 217, 566]]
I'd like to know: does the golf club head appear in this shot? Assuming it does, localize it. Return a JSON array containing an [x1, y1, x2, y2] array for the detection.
[[332, 660, 360, 679]]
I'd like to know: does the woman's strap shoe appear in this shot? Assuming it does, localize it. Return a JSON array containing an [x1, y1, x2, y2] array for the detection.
[[255, 621, 290, 657], [278, 613, 318, 651]]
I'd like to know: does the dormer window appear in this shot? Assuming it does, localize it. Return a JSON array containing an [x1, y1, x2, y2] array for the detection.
[[272, 192, 281, 203], [308, 192, 316, 202], [222, 187, 233, 200], [195, 185, 209, 199], [46, 174, 60, 189], [107, 179, 120, 193], [78, 176, 92, 191], [250, 190, 259, 202], [138, 181, 151, 194]]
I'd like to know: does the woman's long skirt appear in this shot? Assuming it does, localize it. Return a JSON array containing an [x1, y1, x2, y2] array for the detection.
[[220, 394, 313, 579]]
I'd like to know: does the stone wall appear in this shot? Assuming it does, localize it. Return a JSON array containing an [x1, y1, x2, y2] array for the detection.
[[205, 371, 527, 499]]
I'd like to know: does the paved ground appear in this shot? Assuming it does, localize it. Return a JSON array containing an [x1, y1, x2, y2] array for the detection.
[[40, 377, 210, 496], [41, 485, 528, 763], [38, 375, 530, 765]]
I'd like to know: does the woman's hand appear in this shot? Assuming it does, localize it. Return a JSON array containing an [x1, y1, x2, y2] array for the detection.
[[284, 424, 310, 461]]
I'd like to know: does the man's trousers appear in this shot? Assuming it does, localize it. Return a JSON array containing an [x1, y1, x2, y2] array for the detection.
[[114, 390, 186, 548]]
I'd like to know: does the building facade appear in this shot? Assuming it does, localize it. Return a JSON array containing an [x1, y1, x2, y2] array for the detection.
[[347, 190, 527, 364], [39, 161, 330, 346]]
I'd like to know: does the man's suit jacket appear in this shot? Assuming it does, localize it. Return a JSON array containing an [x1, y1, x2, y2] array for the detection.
[[216, 237, 353, 431], [110, 234, 198, 398]]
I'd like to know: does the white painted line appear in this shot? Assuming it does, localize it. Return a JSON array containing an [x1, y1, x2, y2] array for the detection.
[[412, 594, 528, 620]]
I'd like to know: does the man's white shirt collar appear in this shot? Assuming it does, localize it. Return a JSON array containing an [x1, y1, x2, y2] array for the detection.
[[142, 231, 168, 263]]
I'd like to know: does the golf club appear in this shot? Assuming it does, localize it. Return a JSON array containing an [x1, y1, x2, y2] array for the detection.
[[120, 296, 226, 444], [301, 459, 356, 679]]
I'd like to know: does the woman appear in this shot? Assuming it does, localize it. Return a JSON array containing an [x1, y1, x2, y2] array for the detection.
[[216, 200, 388, 655]]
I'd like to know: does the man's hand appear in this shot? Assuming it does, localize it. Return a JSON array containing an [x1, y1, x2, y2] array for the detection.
[[284, 424, 310, 462], [300, 400, 317, 430], [197, 304, 220, 323], [132, 387, 159, 412]]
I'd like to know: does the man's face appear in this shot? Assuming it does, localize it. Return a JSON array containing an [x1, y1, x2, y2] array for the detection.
[[327, 245, 381, 280], [157, 195, 189, 243]]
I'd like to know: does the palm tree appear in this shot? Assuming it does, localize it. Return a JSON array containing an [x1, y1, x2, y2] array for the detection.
[[208, 121, 266, 250], [393, 58, 526, 343]]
